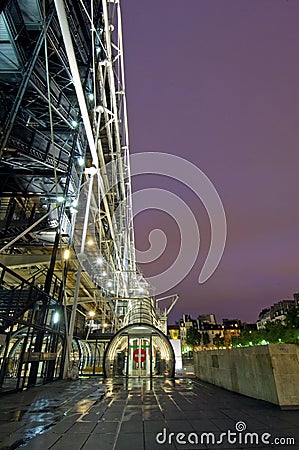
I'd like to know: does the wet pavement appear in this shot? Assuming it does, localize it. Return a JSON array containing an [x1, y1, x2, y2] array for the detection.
[[0, 377, 298, 450]]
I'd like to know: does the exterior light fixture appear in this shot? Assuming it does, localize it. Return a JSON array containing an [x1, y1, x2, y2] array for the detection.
[[101, 271, 107, 276], [88, 93, 94, 101], [63, 249, 70, 260], [88, 311, 95, 318], [85, 166, 97, 176], [107, 281, 112, 288], [53, 312, 59, 324], [86, 239, 93, 246], [95, 105, 104, 113], [96, 257, 103, 265], [78, 157, 85, 166], [71, 119, 78, 128], [72, 199, 78, 207], [57, 195, 65, 203]]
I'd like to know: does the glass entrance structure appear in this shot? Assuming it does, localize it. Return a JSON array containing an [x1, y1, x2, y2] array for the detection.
[[104, 323, 175, 378]]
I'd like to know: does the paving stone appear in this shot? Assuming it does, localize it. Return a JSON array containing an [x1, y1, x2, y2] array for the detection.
[[120, 420, 143, 433], [189, 419, 220, 432], [68, 421, 97, 433], [100, 412, 122, 421], [210, 417, 240, 431], [21, 431, 61, 449], [82, 433, 115, 450], [50, 432, 89, 449], [115, 432, 144, 450], [143, 410, 164, 420], [144, 419, 168, 433], [166, 419, 194, 432], [93, 420, 119, 433]]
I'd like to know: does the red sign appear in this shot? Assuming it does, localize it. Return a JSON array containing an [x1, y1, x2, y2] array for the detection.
[[133, 348, 146, 363]]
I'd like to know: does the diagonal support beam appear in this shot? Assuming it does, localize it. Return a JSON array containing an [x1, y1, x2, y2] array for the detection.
[[0, 7, 55, 157], [54, 0, 99, 169]]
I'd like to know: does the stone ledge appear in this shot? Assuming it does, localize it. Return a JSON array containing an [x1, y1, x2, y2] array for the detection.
[[193, 344, 299, 409]]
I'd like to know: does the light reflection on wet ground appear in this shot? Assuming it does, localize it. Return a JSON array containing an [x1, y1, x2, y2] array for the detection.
[[0, 377, 298, 449], [0, 378, 105, 449]]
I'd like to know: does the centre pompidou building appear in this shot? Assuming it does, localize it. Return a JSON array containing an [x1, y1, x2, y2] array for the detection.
[[0, 0, 175, 391]]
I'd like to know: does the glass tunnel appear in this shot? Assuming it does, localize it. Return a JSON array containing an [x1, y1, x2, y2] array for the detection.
[[103, 323, 175, 378]]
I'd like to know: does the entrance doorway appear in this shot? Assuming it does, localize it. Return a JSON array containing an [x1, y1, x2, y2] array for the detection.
[[129, 336, 151, 377]]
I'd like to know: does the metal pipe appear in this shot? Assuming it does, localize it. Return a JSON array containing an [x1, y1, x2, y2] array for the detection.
[[54, 0, 99, 168], [63, 173, 94, 378], [0, 207, 57, 253]]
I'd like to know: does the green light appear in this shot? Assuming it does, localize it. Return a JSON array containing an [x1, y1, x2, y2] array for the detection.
[[130, 345, 150, 349]]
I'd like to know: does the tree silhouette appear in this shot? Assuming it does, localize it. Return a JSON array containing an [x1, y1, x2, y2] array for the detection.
[[185, 328, 201, 350], [213, 333, 225, 348], [202, 331, 210, 348], [285, 307, 299, 328]]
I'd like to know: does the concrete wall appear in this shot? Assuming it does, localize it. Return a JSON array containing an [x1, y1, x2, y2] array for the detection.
[[193, 344, 299, 409]]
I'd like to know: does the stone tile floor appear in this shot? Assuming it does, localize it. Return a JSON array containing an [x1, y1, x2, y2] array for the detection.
[[0, 377, 298, 449]]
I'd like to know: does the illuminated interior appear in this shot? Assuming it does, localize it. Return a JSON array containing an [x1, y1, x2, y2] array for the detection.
[[104, 323, 175, 377]]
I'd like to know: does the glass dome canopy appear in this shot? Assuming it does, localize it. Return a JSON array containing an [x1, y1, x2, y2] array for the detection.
[[104, 323, 175, 378]]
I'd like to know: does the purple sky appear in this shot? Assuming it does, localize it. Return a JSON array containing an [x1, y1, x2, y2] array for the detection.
[[121, 0, 299, 324]]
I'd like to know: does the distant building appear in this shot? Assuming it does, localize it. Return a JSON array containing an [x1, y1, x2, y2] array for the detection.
[[222, 318, 242, 329], [177, 314, 243, 351], [256, 308, 271, 330], [222, 319, 241, 346], [179, 314, 198, 343], [271, 300, 295, 323], [168, 324, 180, 340], [197, 314, 217, 325], [257, 296, 297, 329], [203, 324, 224, 349]]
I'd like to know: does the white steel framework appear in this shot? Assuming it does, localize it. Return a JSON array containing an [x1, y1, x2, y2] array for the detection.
[[53, 0, 175, 374]]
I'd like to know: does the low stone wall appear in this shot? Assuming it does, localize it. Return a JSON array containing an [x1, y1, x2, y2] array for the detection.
[[193, 344, 299, 409]]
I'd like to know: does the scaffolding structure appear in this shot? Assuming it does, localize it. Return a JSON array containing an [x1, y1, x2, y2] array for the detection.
[[0, 0, 176, 389]]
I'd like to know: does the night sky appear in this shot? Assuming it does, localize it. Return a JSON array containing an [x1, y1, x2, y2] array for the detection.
[[121, 1, 299, 324]]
